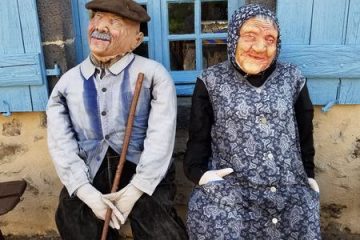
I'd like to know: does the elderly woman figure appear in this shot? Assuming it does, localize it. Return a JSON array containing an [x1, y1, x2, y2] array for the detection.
[[184, 4, 320, 239]]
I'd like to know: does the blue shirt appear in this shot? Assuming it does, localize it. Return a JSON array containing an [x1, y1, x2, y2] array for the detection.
[[47, 53, 177, 195]]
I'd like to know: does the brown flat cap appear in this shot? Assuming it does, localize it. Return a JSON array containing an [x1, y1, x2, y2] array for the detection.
[[86, 0, 150, 23]]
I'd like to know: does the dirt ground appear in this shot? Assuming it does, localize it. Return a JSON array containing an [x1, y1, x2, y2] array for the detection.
[[4, 235, 130, 240], [4, 211, 360, 240], [5, 232, 360, 240], [321, 222, 360, 240]]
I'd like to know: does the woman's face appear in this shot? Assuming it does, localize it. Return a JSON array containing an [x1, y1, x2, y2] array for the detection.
[[88, 11, 143, 60], [235, 17, 278, 75]]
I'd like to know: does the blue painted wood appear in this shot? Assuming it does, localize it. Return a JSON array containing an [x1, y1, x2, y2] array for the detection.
[[0, 54, 43, 86], [276, 0, 313, 44], [195, 0, 202, 70], [343, 0, 360, 105], [309, 0, 348, 106], [71, 0, 84, 63], [311, 0, 349, 44], [0, 87, 32, 112], [0, 54, 40, 68], [172, 71, 201, 84], [339, 0, 360, 104], [144, 0, 155, 59], [228, 0, 245, 20], [339, 79, 360, 104], [0, 0, 32, 112], [19, 0, 49, 111], [175, 84, 195, 95], [276, 0, 360, 106], [161, 0, 172, 70], [130, 0, 152, 60], [0, 0, 24, 54], [0, 0, 47, 112], [168, 34, 197, 40], [279, 45, 360, 78], [77, 0, 91, 61], [152, 0, 164, 62], [322, 100, 337, 112], [307, 79, 340, 106], [201, 33, 227, 40], [346, 0, 360, 45]]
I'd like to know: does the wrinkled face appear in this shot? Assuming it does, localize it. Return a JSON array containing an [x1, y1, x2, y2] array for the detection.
[[88, 11, 143, 59], [235, 17, 278, 75]]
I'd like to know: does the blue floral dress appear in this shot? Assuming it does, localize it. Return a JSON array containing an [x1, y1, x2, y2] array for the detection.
[[186, 4, 320, 240]]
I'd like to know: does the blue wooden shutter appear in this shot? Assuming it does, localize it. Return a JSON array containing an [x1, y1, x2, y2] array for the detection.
[[277, 0, 360, 108], [0, 0, 48, 113], [338, 1, 360, 104], [71, 0, 89, 63]]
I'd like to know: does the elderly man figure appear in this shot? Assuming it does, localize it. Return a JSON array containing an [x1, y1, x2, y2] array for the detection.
[[184, 4, 320, 240], [47, 0, 187, 239]]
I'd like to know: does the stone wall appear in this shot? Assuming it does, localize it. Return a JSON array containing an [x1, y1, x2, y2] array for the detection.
[[314, 106, 360, 238], [37, 0, 77, 90], [0, 113, 60, 236]]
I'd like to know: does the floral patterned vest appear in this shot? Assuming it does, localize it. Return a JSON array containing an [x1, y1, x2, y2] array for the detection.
[[201, 61, 308, 186]]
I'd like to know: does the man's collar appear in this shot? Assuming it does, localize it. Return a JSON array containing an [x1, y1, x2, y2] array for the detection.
[[108, 53, 135, 75], [80, 53, 135, 80], [80, 56, 96, 80]]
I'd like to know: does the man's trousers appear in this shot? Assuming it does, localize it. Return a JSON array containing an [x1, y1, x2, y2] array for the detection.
[[55, 148, 188, 240]]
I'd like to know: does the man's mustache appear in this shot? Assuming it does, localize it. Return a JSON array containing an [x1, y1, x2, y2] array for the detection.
[[91, 30, 111, 41]]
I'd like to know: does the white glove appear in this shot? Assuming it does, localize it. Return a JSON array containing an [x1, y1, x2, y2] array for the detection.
[[102, 183, 143, 223], [308, 178, 320, 193], [198, 168, 234, 185], [76, 183, 125, 229]]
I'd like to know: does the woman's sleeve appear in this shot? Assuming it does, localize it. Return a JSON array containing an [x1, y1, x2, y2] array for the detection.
[[183, 78, 214, 184], [295, 83, 316, 178]]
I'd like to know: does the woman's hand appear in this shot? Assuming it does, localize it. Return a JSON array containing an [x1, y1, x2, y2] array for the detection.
[[198, 168, 234, 185], [308, 178, 320, 193]]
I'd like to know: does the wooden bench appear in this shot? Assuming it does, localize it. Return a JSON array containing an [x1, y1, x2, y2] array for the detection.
[[0, 180, 27, 240]]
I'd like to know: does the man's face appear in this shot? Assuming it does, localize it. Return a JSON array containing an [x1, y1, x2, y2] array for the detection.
[[235, 17, 278, 75], [88, 11, 142, 59]]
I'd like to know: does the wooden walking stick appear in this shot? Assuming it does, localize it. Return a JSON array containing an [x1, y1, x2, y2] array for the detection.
[[101, 72, 145, 240]]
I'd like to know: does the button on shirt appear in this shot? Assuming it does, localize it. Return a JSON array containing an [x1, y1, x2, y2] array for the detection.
[[47, 53, 177, 196]]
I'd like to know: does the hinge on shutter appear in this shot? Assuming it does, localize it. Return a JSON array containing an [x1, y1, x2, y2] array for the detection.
[[322, 80, 341, 112], [322, 100, 337, 112], [46, 64, 61, 77], [2, 101, 11, 117]]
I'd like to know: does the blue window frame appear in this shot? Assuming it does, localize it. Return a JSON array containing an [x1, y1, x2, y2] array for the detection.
[[72, 0, 244, 95], [160, 0, 244, 95]]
